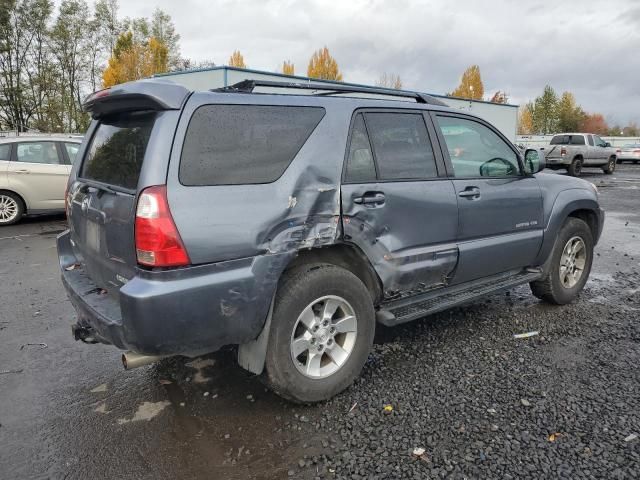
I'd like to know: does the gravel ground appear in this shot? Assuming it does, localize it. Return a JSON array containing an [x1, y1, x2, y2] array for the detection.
[[1, 166, 639, 479]]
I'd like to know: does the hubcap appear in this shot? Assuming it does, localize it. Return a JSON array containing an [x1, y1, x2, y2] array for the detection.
[[0, 195, 18, 223], [290, 295, 358, 379], [559, 236, 587, 288]]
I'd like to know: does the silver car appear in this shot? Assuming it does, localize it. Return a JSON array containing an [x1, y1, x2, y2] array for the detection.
[[616, 144, 640, 164], [0, 136, 82, 225]]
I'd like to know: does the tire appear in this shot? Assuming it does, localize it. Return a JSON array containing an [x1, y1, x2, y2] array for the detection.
[[567, 157, 583, 177], [603, 157, 616, 174], [634, 160, 639, 165], [264, 264, 375, 403], [0, 191, 25, 226], [530, 217, 594, 305]]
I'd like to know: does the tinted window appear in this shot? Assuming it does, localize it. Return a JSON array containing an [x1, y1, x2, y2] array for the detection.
[[16, 142, 60, 164], [81, 112, 155, 190], [436, 116, 519, 178], [180, 105, 325, 186], [587, 135, 594, 146], [550, 135, 570, 145], [571, 135, 585, 145], [344, 114, 376, 183], [365, 113, 437, 180], [64, 143, 80, 163], [0, 144, 10, 161]]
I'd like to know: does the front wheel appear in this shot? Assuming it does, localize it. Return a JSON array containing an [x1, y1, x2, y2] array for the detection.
[[530, 218, 594, 305], [0, 192, 24, 226], [603, 157, 616, 174], [264, 264, 375, 403]]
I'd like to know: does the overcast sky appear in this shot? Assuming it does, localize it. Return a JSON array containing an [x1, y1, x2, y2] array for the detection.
[[117, 0, 640, 125]]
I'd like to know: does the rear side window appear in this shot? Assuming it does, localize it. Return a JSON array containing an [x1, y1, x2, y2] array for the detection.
[[81, 112, 155, 190], [344, 114, 376, 183], [365, 112, 437, 180], [64, 143, 80, 163], [571, 136, 585, 145], [16, 141, 61, 164], [587, 135, 594, 146], [0, 144, 10, 161], [180, 105, 325, 186], [550, 135, 569, 145]]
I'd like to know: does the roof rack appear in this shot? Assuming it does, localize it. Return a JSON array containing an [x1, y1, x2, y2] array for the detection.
[[216, 79, 448, 106]]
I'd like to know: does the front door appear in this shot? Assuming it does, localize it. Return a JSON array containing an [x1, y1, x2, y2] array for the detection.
[[8, 141, 70, 210], [341, 110, 459, 298], [431, 113, 544, 284]]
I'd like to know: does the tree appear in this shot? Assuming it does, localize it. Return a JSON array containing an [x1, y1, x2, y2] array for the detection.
[[489, 90, 508, 104], [556, 91, 585, 132], [94, 0, 119, 55], [580, 113, 608, 135], [376, 72, 402, 89], [102, 31, 168, 88], [518, 103, 534, 135], [532, 85, 558, 134], [228, 50, 245, 68], [307, 46, 343, 81], [151, 8, 179, 69], [449, 65, 483, 100], [282, 60, 294, 75]]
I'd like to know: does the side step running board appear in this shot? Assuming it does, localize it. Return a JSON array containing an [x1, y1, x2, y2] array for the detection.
[[377, 270, 542, 327]]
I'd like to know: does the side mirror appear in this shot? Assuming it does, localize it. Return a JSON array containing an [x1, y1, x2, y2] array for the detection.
[[523, 148, 545, 174], [604, 142, 611, 147]]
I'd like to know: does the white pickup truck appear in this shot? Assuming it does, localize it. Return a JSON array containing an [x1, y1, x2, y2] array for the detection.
[[543, 133, 617, 176]]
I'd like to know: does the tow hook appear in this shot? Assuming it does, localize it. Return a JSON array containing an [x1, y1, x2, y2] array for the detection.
[[71, 324, 99, 344]]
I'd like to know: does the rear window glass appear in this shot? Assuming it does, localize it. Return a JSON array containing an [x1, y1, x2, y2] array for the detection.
[[80, 112, 155, 190], [180, 105, 325, 186]]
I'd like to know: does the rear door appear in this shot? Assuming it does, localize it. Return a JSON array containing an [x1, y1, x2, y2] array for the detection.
[[341, 110, 459, 296], [431, 113, 543, 284], [8, 141, 68, 210], [68, 111, 164, 293]]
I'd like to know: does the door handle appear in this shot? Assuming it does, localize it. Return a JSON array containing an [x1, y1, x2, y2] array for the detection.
[[458, 187, 480, 199], [14, 169, 30, 174], [353, 192, 385, 205]]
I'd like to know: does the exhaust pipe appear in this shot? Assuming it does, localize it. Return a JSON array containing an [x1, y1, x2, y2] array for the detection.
[[122, 351, 164, 370]]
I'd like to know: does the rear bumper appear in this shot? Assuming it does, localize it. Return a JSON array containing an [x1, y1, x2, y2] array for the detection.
[[57, 230, 284, 356]]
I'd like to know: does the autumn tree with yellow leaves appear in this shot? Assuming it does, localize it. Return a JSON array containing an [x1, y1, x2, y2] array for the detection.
[[307, 47, 343, 81], [518, 103, 534, 134], [102, 31, 168, 88], [282, 60, 294, 75], [229, 50, 246, 68], [449, 65, 484, 100]]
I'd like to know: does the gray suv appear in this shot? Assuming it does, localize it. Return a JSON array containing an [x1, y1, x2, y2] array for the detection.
[[58, 79, 604, 403]]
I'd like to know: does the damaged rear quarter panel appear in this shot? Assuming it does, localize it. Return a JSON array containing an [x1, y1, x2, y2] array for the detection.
[[165, 92, 354, 339]]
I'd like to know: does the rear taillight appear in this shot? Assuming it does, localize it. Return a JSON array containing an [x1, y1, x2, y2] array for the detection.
[[634, 149, 640, 153], [616, 149, 622, 154], [560, 147, 567, 156], [135, 185, 190, 267]]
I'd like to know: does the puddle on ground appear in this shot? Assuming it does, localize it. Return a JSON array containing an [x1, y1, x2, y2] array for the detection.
[[117, 400, 171, 424]]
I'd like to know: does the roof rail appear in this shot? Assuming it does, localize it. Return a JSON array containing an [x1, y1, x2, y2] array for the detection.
[[216, 79, 448, 106]]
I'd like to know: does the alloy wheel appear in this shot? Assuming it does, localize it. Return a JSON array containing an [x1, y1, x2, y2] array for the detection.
[[290, 295, 358, 379]]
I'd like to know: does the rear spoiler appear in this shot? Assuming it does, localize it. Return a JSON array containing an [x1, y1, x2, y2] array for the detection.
[[83, 79, 191, 119]]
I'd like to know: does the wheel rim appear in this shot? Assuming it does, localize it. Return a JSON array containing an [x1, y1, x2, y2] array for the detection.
[[0, 195, 19, 223], [609, 159, 615, 171], [290, 295, 358, 379], [575, 162, 582, 175], [559, 236, 587, 288]]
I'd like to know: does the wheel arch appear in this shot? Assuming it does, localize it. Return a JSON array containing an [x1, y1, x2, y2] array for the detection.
[[284, 243, 383, 305], [0, 189, 27, 212]]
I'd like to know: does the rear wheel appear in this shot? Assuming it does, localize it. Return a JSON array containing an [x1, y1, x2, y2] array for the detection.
[[530, 218, 593, 305], [603, 157, 616, 174], [0, 192, 24, 226], [264, 264, 375, 403], [567, 157, 583, 177]]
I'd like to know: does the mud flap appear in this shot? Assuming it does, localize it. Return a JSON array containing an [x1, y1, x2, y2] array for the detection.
[[237, 296, 274, 375]]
